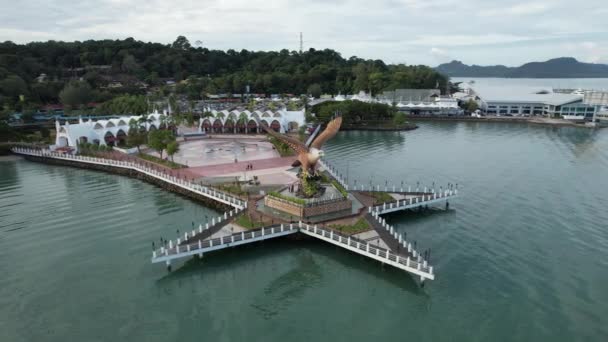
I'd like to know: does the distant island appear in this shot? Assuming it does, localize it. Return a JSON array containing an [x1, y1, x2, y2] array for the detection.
[[435, 57, 608, 78]]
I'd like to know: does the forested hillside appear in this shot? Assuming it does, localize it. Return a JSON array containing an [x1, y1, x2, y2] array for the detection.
[[0, 36, 447, 112]]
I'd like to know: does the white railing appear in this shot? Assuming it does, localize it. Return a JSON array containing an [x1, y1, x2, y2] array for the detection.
[[151, 223, 298, 263], [151, 220, 434, 280], [12, 147, 245, 210], [318, 159, 348, 191], [366, 210, 429, 270], [298, 221, 434, 280], [372, 189, 457, 214]]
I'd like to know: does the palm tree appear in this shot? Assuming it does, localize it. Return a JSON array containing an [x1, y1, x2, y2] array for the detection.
[[138, 115, 151, 131], [159, 114, 169, 129], [238, 112, 248, 133], [128, 118, 138, 134]]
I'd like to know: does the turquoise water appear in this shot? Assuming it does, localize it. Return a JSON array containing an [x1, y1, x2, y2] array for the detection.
[[1, 121, 608, 341]]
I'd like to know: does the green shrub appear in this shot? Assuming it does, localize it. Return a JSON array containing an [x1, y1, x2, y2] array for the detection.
[[329, 218, 370, 234], [268, 191, 306, 205], [331, 180, 348, 197]]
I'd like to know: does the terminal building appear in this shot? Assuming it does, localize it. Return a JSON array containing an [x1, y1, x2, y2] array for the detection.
[[474, 86, 597, 119]]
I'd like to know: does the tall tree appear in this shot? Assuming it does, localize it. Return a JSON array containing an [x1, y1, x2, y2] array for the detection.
[[147, 129, 174, 159], [166, 141, 179, 162], [59, 81, 92, 112]]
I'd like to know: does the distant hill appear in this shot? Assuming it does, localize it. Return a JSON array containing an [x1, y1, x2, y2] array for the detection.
[[435, 57, 608, 78]]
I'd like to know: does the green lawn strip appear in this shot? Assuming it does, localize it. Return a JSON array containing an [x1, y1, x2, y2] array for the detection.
[[137, 153, 184, 169], [235, 214, 266, 230], [268, 191, 306, 205], [367, 191, 394, 204], [331, 180, 348, 197], [329, 218, 371, 235], [217, 182, 247, 196]]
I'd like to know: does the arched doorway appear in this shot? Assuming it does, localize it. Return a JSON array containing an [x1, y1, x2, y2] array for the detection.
[[78, 136, 88, 144], [149, 124, 157, 131], [247, 120, 258, 134], [270, 120, 281, 132], [57, 136, 69, 147], [104, 131, 116, 146], [288, 121, 299, 131], [116, 129, 127, 146], [213, 119, 223, 133], [201, 119, 211, 133]]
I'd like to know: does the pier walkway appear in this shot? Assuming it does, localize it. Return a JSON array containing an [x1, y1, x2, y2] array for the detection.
[[11, 147, 246, 210], [12, 147, 445, 283], [151, 221, 434, 281], [370, 189, 457, 215]]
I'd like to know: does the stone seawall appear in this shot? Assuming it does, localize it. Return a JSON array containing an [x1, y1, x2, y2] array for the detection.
[[23, 155, 232, 212]]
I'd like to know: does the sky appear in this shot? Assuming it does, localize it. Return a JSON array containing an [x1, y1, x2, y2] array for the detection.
[[1, 0, 607, 67]]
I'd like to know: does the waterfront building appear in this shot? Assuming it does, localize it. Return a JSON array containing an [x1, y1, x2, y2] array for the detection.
[[379, 89, 441, 103], [198, 108, 305, 134], [583, 91, 608, 126], [54, 112, 169, 152], [473, 86, 596, 119], [375, 89, 462, 115]]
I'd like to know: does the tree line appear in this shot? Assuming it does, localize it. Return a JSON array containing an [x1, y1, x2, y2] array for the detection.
[[0, 36, 448, 115]]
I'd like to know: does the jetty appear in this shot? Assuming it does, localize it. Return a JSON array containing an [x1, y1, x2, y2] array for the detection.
[[11, 146, 458, 284]]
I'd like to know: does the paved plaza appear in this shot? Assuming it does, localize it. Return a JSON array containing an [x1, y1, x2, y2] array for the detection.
[[171, 137, 280, 167]]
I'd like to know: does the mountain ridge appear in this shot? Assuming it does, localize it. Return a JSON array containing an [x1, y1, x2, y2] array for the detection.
[[435, 57, 608, 78]]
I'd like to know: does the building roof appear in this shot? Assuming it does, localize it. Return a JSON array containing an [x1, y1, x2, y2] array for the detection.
[[380, 89, 440, 102], [474, 86, 583, 106]]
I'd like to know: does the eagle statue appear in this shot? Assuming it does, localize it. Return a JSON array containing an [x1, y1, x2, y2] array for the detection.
[[261, 116, 343, 177]]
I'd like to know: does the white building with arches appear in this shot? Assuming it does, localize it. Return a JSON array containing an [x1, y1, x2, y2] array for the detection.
[[54, 112, 169, 152], [198, 109, 306, 134]]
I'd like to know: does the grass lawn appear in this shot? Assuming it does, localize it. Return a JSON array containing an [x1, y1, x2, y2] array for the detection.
[[217, 182, 248, 196], [137, 153, 185, 169], [329, 218, 371, 235], [366, 191, 394, 204], [235, 214, 266, 230]]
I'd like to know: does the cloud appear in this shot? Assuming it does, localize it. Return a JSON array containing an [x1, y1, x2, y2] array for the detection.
[[480, 2, 551, 16], [0, 0, 606, 66], [430, 47, 448, 57], [562, 41, 608, 64], [411, 34, 534, 47]]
